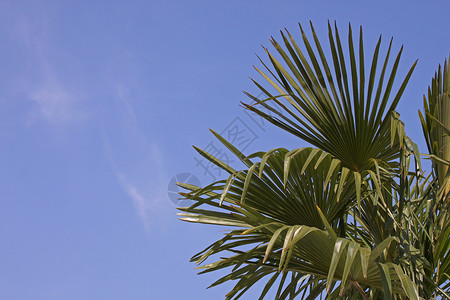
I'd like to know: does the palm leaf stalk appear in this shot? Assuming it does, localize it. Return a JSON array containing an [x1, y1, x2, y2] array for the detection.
[[178, 22, 450, 299]]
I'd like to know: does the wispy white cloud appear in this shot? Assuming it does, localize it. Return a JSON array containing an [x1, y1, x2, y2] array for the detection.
[[29, 83, 87, 125], [114, 83, 139, 125], [115, 172, 152, 231], [104, 136, 169, 231], [103, 84, 169, 230], [8, 11, 88, 125]]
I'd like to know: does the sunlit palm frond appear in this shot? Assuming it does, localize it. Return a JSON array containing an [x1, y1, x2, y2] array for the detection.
[[244, 22, 416, 173], [419, 55, 450, 194], [178, 132, 420, 299]]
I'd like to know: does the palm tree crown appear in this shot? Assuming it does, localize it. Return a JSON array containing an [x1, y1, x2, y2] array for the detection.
[[178, 21, 450, 299]]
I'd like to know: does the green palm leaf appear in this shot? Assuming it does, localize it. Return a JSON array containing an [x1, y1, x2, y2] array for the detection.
[[178, 134, 420, 298], [244, 22, 416, 173], [419, 55, 450, 192]]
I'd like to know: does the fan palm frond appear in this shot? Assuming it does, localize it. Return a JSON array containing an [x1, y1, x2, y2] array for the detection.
[[244, 22, 416, 173]]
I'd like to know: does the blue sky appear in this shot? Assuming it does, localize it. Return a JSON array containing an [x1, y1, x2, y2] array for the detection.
[[0, 1, 449, 299]]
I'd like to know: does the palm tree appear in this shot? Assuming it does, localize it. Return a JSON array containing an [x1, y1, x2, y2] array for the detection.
[[177, 22, 450, 299]]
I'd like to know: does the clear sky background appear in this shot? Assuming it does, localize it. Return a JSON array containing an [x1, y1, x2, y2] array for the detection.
[[0, 1, 449, 299]]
